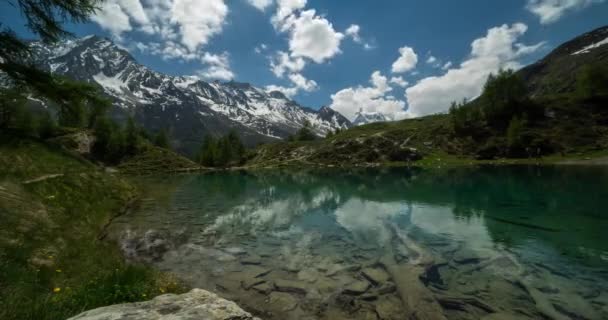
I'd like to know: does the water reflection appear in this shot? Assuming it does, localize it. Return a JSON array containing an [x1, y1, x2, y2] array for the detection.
[[108, 167, 608, 320]]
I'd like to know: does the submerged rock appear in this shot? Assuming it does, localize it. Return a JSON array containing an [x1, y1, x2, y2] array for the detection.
[[361, 267, 390, 286], [343, 280, 371, 295], [67, 289, 260, 320], [274, 279, 308, 295], [268, 292, 299, 312]]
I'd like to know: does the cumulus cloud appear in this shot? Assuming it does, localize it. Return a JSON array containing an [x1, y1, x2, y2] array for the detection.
[[265, 71, 317, 98], [345, 24, 374, 49], [265, 84, 298, 98], [198, 52, 234, 80], [93, 0, 228, 54], [391, 46, 418, 73], [270, 51, 306, 77], [279, 10, 344, 63], [390, 76, 409, 88], [442, 61, 453, 70], [91, 1, 133, 35], [247, 0, 274, 11], [426, 56, 437, 64], [345, 24, 361, 42], [405, 23, 545, 117], [273, 0, 307, 25], [330, 71, 407, 121], [288, 73, 318, 92], [171, 0, 228, 52], [526, 0, 606, 24], [92, 0, 235, 80]]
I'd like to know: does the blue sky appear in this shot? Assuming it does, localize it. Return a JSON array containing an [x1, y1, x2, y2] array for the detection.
[[2, 0, 607, 120]]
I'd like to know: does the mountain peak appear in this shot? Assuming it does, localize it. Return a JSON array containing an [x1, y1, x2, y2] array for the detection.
[[23, 35, 352, 155]]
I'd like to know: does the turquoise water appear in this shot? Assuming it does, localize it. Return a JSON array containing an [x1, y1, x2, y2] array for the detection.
[[108, 167, 608, 319]]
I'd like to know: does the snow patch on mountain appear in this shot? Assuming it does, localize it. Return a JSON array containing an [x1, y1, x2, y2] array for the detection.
[[352, 109, 390, 126], [572, 36, 608, 55]]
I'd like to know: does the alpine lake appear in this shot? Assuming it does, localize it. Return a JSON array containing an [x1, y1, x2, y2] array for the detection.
[[106, 166, 608, 320]]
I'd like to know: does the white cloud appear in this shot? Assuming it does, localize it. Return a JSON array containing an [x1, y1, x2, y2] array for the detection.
[[119, 0, 150, 25], [273, 0, 307, 25], [345, 24, 374, 49], [171, 0, 228, 52], [390, 76, 409, 88], [91, 2, 133, 35], [345, 24, 361, 42], [426, 56, 437, 64], [198, 52, 234, 81], [391, 46, 418, 73], [330, 71, 407, 121], [265, 84, 298, 98], [405, 23, 544, 117], [526, 0, 606, 24], [288, 73, 318, 92], [270, 51, 306, 77], [283, 10, 344, 63], [94, 0, 228, 53], [247, 0, 274, 11], [254, 43, 268, 54], [442, 61, 453, 70], [265, 71, 317, 98]]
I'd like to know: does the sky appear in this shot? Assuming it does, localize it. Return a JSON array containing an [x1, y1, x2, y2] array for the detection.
[[2, 0, 608, 121]]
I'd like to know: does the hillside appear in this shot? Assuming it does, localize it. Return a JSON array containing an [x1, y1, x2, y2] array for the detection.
[[248, 26, 608, 167], [13, 36, 351, 156], [0, 136, 184, 320]]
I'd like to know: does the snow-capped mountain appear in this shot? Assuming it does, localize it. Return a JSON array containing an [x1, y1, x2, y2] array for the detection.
[[25, 35, 352, 155], [352, 109, 390, 126]]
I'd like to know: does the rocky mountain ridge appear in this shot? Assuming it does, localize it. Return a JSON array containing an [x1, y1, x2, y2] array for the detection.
[[24, 35, 352, 155]]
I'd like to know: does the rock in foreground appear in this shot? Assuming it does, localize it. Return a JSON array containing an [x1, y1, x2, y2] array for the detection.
[[68, 289, 260, 320]]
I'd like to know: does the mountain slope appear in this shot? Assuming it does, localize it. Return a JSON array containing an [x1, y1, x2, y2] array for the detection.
[[519, 25, 608, 96], [249, 26, 608, 167], [24, 35, 351, 155]]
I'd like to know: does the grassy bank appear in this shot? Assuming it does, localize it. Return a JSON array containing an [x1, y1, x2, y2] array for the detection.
[[0, 136, 184, 320]]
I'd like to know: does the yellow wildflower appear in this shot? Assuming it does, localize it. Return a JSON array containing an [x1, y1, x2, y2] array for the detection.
[[56, 269, 62, 273], [53, 288, 61, 293]]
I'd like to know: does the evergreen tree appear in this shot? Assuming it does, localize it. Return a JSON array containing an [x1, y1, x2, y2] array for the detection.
[[1, 1, 109, 129], [198, 135, 218, 167], [577, 64, 608, 99], [507, 116, 527, 156], [92, 116, 113, 160], [480, 69, 527, 129], [0, 88, 26, 129], [154, 129, 170, 149], [295, 120, 317, 141], [38, 110, 57, 139], [227, 130, 245, 163], [15, 104, 37, 136], [215, 137, 232, 167], [125, 116, 140, 154]]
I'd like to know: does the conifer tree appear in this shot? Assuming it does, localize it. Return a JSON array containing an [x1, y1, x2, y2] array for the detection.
[[154, 129, 170, 149]]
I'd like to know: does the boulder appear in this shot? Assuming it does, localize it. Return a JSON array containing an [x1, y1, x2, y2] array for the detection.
[[67, 289, 260, 320]]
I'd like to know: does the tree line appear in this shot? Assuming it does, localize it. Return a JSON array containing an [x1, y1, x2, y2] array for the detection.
[[448, 65, 608, 159], [197, 131, 246, 167]]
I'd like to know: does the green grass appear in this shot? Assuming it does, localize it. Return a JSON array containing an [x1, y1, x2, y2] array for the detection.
[[117, 144, 200, 175], [0, 136, 184, 320], [248, 96, 608, 168]]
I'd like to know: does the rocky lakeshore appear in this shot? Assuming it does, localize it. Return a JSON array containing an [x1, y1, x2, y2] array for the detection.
[[68, 289, 260, 320]]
